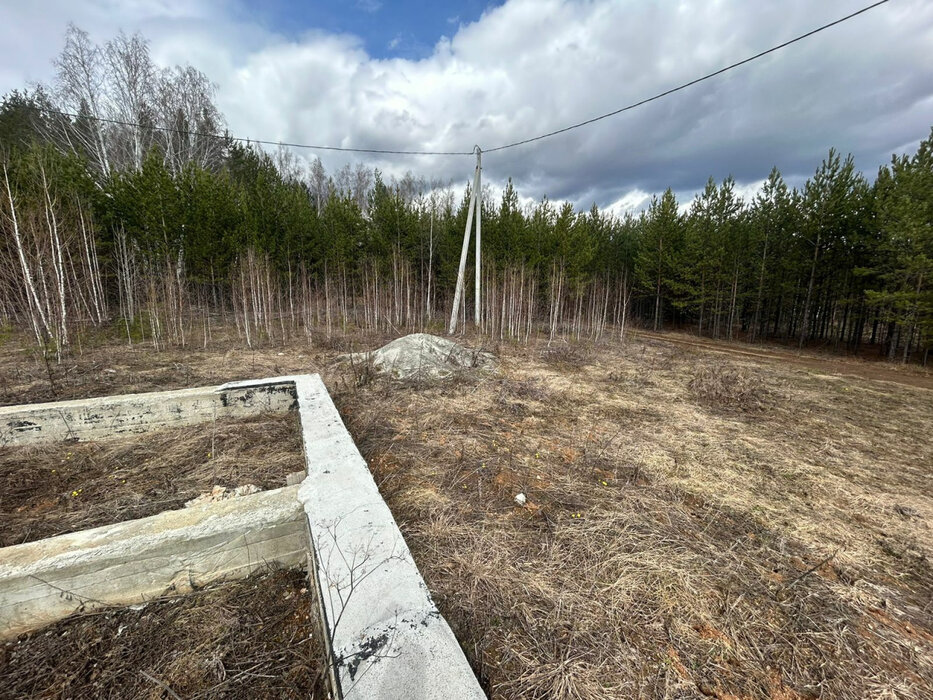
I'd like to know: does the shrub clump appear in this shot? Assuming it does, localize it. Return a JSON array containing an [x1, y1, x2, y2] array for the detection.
[[688, 363, 771, 412]]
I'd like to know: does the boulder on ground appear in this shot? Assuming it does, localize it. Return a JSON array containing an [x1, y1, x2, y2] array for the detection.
[[339, 333, 496, 380]]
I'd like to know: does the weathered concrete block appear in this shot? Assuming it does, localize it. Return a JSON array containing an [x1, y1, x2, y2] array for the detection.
[[0, 485, 308, 639], [0, 383, 297, 446]]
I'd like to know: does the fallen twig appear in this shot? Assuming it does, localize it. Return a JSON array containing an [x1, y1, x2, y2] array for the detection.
[[784, 551, 837, 589]]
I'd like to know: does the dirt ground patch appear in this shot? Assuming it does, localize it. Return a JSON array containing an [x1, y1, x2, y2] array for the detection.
[[0, 567, 326, 699], [0, 413, 303, 546], [0, 328, 930, 698]]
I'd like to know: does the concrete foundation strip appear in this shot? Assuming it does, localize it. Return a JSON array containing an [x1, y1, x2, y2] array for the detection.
[[0, 485, 308, 639], [0, 375, 485, 699], [0, 381, 298, 446]]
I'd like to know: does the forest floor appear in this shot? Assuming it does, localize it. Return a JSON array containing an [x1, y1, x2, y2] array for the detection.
[[0, 327, 930, 699]]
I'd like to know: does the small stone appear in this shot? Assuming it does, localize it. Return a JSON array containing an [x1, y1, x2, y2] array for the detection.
[[232, 484, 261, 497], [185, 484, 260, 507], [514, 493, 527, 506]]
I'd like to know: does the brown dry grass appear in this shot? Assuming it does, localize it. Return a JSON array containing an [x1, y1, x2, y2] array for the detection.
[[0, 329, 930, 698], [0, 567, 327, 699], [0, 413, 303, 546], [335, 339, 933, 699]]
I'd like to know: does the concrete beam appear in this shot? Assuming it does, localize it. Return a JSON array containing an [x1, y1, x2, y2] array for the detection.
[[0, 485, 307, 639], [0, 383, 297, 446], [220, 376, 486, 699]]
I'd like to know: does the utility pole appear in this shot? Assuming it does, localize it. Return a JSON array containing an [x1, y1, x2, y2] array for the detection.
[[474, 147, 482, 328], [448, 146, 482, 335]]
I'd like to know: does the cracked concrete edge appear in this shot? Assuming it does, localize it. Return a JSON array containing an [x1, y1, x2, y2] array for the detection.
[[336, 610, 487, 700], [291, 374, 486, 700], [0, 485, 308, 640], [0, 382, 298, 446]]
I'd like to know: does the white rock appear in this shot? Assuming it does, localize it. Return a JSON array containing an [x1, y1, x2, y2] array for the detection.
[[338, 333, 496, 381], [514, 493, 527, 506]]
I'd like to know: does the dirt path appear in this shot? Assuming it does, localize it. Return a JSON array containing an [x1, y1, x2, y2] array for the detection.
[[632, 330, 933, 391]]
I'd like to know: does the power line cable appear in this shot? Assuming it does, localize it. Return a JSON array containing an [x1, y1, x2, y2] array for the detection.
[[35, 0, 889, 158], [483, 0, 891, 153], [38, 108, 474, 156]]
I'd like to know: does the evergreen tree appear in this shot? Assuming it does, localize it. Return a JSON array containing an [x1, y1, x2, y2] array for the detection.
[[870, 128, 933, 361], [636, 189, 682, 330]]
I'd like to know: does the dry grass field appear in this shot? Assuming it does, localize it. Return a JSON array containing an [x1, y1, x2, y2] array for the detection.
[[0, 329, 930, 699]]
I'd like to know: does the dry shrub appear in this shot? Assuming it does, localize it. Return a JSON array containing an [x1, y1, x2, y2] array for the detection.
[[0, 567, 327, 698], [540, 342, 593, 368], [499, 378, 550, 402], [606, 368, 651, 390], [335, 356, 483, 396], [345, 351, 378, 388], [493, 378, 551, 416], [401, 367, 483, 393], [689, 362, 772, 412], [315, 329, 393, 354], [650, 347, 688, 371], [315, 334, 356, 353]]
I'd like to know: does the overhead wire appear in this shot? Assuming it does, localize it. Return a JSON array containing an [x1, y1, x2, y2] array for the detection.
[[37, 108, 474, 156]]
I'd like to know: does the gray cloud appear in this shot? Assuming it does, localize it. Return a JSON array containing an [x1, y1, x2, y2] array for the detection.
[[1, 0, 931, 212]]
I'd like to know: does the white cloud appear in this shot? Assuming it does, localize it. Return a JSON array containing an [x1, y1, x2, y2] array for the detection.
[[356, 0, 382, 13], [732, 179, 768, 205], [605, 190, 652, 218], [2, 0, 931, 211]]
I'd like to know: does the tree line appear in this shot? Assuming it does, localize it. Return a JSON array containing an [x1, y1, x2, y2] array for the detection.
[[0, 26, 930, 362]]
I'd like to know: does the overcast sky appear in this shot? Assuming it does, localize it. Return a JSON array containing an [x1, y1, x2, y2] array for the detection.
[[1, 0, 931, 213]]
